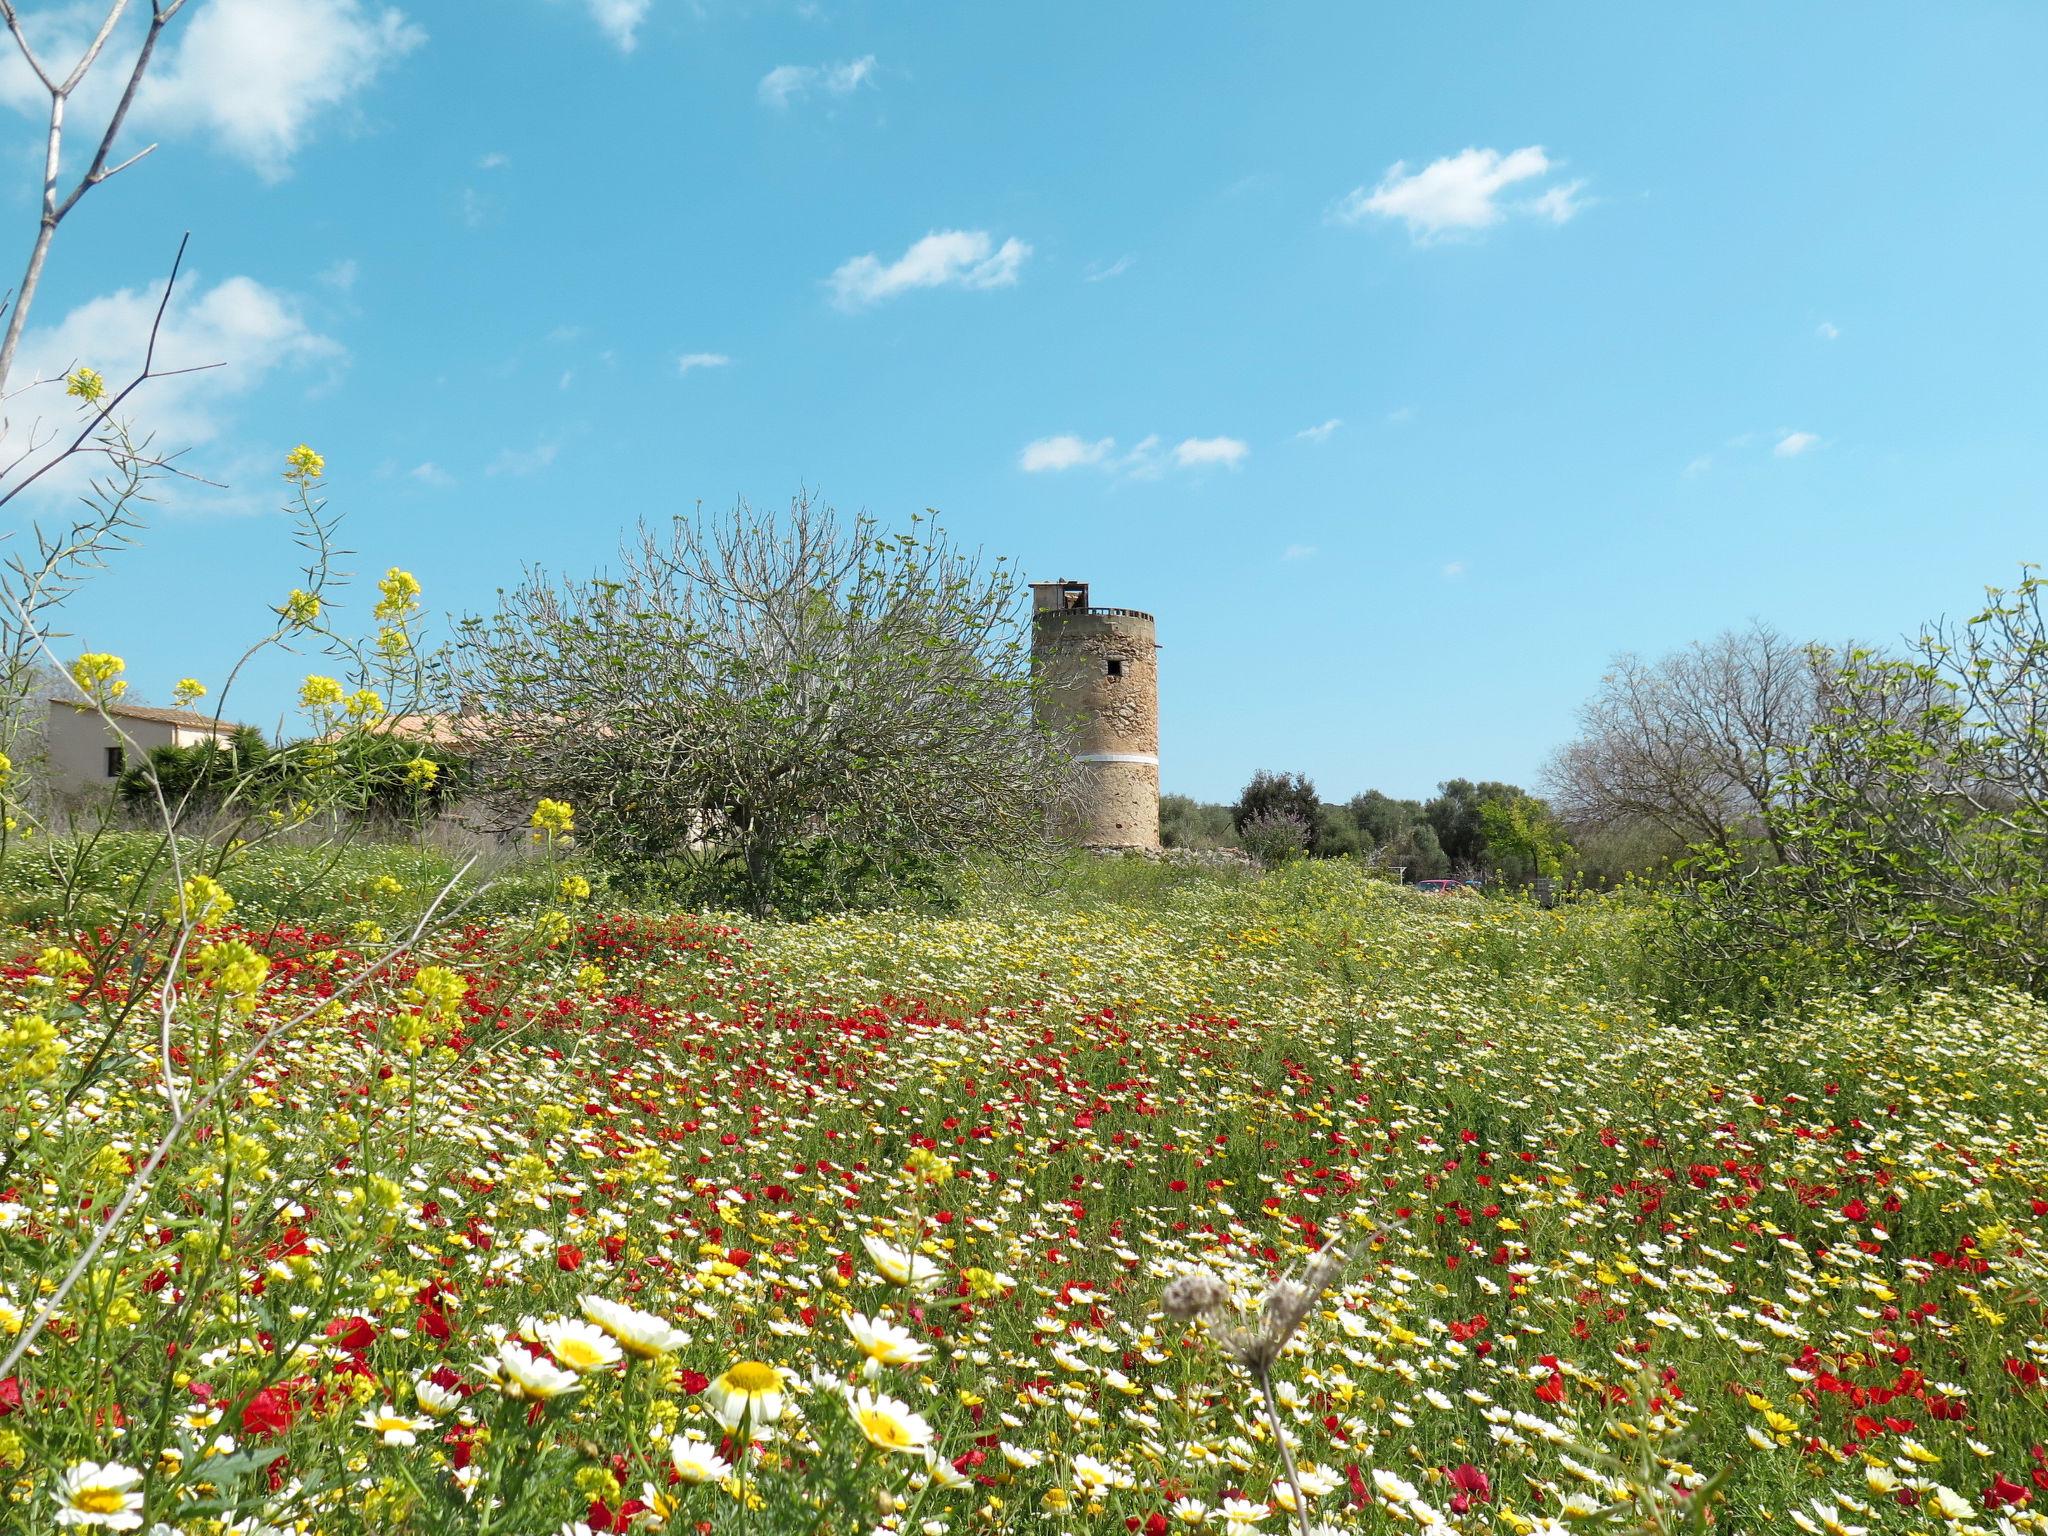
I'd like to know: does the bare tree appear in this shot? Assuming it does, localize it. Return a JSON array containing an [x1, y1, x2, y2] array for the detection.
[[451, 493, 1076, 912], [1544, 621, 1830, 856], [0, 0, 190, 396]]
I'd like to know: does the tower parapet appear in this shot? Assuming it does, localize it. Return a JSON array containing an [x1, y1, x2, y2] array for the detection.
[[1030, 579, 1160, 849]]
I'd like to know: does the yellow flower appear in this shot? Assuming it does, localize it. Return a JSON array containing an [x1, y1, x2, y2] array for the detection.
[[65, 366, 107, 403], [190, 939, 270, 1014], [404, 965, 468, 1026], [284, 443, 326, 482], [848, 1386, 933, 1455], [52, 1459, 144, 1528], [374, 567, 422, 621], [282, 588, 322, 628], [536, 1318, 623, 1375], [170, 678, 207, 707], [1, 1011, 65, 1084], [344, 688, 385, 722], [558, 874, 591, 902], [69, 651, 127, 705], [165, 873, 235, 930], [704, 1360, 787, 1431], [299, 675, 345, 712], [531, 798, 574, 836], [405, 757, 440, 789], [580, 1295, 688, 1360]]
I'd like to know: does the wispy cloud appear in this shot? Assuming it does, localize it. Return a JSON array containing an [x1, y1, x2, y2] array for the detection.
[[1816, 321, 1840, 341], [1683, 454, 1713, 478], [758, 54, 876, 108], [487, 441, 560, 477], [1295, 418, 1342, 444], [1332, 145, 1586, 242], [1386, 406, 1414, 425], [479, 151, 510, 171], [1174, 436, 1249, 470], [1442, 560, 1467, 579], [1083, 253, 1136, 283], [408, 461, 454, 486], [678, 351, 732, 374], [1282, 543, 1318, 561], [829, 229, 1030, 309], [1018, 432, 1248, 477], [1019, 435, 1114, 473], [316, 258, 359, 293], [1774, 430, 1820, 458], [582, 0, 650, 52]]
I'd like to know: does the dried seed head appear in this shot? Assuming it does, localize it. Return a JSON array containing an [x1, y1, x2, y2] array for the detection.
[[1161, 1270, 1231, 1322]]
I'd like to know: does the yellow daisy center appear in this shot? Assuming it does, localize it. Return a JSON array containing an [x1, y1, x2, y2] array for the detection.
[[76, 1489, 128, 1514], [723, 1360, 779, 1394], [859, 1408, 915, 1448]]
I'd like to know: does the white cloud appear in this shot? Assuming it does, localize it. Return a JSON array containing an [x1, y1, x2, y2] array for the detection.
[[1523, 179, 1588, 225], [829, 230, 1030, 309], [1816, 321, 1840, 340], [677, 351, 731, 374], [11, 272, 341, 511], [1332, 145, 1579, 241], [1683, 454, 1713, 478], [1019, 434, 1113, 473], [1116, 435, 1165, 480], [1774, 430, 1819, 458], [479, 150, 510, 170], [1295, 418, 1342, 444], [17, 273, 340, 451], [316, 258, 359, 292], [408, 461, 453, 486], [1083, 254, 1136, 283], [138, 0, 424, 180], [582, 0, 650, 52], [487, 441, 560, 477], [758, 53, 875, 108], [1174, 436, 1249, 470], [1442, 560, 1467, 579], [1386, 405, 1414, 425], [1281, 543, 1317, 561]]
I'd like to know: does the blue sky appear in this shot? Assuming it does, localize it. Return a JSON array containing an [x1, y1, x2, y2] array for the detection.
[[5, 1, 2044, 802]]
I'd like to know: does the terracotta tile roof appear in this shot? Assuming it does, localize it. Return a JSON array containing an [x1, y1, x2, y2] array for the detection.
[[49, 698, 249, 734]]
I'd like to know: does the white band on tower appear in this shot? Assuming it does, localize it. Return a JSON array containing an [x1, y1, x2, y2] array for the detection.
[[1074, 752, 1158, 765]]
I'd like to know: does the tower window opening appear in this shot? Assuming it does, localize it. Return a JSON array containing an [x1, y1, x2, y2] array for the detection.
[[1105, 657, 1124, 678]]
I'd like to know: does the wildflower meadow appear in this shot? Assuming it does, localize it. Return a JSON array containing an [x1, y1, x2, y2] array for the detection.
[[3, 852, 2045, 1536]]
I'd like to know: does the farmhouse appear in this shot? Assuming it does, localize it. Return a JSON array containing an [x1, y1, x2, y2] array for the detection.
[[43, 697, 248, 808]]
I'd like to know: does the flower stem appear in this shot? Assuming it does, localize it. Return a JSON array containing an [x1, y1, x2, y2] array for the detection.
[[1257, 1365, 1312, 1536]]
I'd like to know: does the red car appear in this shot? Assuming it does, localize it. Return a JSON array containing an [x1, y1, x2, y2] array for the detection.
[[1412, 878, 1478, 895]]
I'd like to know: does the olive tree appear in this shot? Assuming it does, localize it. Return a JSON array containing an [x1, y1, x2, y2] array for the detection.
[[450, 494, 1075, 912]]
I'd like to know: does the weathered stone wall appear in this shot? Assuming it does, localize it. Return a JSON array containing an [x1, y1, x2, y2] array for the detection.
[[1032, 607, 1160, 848]]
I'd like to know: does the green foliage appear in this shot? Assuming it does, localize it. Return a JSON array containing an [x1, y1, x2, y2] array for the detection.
[[1159, 793, 1236, 850], [1231, 770, 1320, 852], [452, 496, 1067, 915], [1645, 570, 2048, 1007], [1475, 791, 1571, 881], [1347, 790, 1450, 880], [116, 726, 271, 812], [605, 835, 964, 920]]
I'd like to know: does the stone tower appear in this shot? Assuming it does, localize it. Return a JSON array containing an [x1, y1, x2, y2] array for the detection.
[[1030, 579, 1160, 849]]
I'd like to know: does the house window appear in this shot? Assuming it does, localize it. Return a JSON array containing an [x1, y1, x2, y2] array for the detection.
[[1105, 658, 1124, 678], [105, 745, 125, 778]]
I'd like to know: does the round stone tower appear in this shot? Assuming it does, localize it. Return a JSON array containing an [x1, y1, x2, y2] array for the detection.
[[1030, 579, 1160, 849]]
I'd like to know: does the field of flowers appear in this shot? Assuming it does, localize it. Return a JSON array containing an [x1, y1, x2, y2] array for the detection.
[[5, 855, 2048, 1535]]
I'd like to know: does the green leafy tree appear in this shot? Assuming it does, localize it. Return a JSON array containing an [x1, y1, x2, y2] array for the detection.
[[1232, 770, 1321, 854], [1669, 572, 2048, 998], [451, 494, 1072, 914], [1160, 793, 1236, 850]]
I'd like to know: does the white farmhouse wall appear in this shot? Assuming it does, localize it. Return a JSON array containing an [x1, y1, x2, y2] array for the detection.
[[43, 702, 242, 808]]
